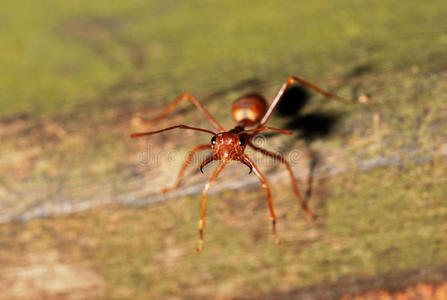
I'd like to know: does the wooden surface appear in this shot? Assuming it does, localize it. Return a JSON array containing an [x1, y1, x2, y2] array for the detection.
[[0, 1, 446, 298]]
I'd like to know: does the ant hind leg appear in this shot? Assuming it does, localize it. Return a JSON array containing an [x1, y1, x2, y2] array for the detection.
[[153, 93, 225, 132], [260, 75, 370, 126]]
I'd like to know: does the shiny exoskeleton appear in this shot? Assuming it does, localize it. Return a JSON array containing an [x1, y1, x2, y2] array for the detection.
[[231, 93, 267, 126], [131, 76, 370, 253]]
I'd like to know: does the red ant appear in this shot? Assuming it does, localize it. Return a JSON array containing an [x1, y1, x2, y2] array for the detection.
[[131, 76, 370, 253]]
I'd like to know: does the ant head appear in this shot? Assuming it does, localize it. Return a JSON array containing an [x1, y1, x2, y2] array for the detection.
[[211, 132, 246, 161], [200, 127, 289, 174]]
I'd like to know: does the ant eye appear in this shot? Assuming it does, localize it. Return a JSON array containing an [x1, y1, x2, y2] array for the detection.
[[239, 136, 245, 146], [211, 136, 216, 145]]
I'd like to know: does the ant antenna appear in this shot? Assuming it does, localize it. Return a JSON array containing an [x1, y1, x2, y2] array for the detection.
[[131, 125, 217, 139], [238, 126, 291, 135]]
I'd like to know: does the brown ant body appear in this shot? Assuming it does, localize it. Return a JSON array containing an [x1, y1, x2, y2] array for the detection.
[[131, 76, 369, 253]]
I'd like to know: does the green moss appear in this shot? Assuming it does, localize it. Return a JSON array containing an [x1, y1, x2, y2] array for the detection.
[[1, 0, 447, 117]]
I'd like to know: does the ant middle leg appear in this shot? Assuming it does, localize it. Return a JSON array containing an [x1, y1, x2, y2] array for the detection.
[[248, 141, 317, 221], [162, 144, 211, 194]]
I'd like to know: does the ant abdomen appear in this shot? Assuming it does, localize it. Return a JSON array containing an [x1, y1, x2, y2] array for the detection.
[[231, 93, 268, 126]]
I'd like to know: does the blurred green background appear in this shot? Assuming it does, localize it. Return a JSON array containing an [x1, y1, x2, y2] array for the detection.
[[0, 0, 446, 299]]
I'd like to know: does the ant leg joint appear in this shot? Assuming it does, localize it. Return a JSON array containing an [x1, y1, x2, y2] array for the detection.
[[181, 92, 193, 99], [162, 186, 175, 194], [286, 76, 295, 85], [196, 241, 203, 254], [358, 94, 371, 103]]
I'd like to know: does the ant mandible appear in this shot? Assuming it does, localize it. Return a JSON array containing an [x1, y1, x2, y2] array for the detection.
[[131, 76, 370, 253]]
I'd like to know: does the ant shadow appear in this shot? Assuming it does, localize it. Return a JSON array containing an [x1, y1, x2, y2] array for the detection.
[[275, 86, 340, 142], [263, 86, 342, 203], [345, 63, 374, 77]]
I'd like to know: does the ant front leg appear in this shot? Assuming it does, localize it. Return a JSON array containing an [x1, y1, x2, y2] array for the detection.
[[162, 144, 211, 194], [260, 76, 370, 126], [242, 155, 280, 245], [153, 93, 225, 132], [196, 160, 228, 254], [248, 141, 316, 221]]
